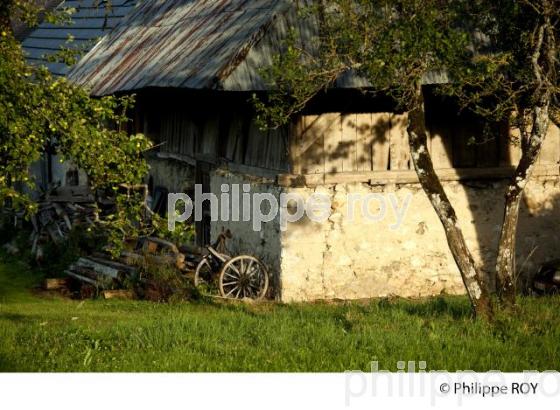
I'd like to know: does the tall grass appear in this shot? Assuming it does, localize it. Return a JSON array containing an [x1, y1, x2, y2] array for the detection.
[[0, 259, 558, 372]]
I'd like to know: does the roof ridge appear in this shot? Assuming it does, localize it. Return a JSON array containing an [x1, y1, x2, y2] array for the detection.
[[213, 2, 289, 89]]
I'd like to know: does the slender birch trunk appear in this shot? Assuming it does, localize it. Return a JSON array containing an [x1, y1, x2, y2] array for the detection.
[[496, 104, 550, 304], [496, 13, 555, 305], [407, 88, 493, 320]]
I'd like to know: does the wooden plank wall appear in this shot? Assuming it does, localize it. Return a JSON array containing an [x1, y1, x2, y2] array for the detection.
[[296, 113, 401, 174], [153, 103, 560, 176], [159, 110, 290, 172], [294, 113, 560, 174]]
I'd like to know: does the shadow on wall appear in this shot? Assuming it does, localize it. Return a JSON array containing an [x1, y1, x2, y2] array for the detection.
[[297, 111, 393, 175], [288, 88, 560, 296], [517, 187, 560, 290], [208, 171, 284, 300], [426, 92, 560, 292], [432, 178, 560, 293], [414, 89, 560, 293]]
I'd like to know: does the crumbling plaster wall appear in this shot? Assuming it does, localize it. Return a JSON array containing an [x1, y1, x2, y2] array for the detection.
[[209, 169, 283, 296], [147, 156, 195, 193], [280, 177, 560, 302], [207, 168, 560, 302]]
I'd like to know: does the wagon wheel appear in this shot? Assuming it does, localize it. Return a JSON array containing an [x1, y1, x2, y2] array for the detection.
[[219, 255, 269, 300], [194, 253, 230, 294]]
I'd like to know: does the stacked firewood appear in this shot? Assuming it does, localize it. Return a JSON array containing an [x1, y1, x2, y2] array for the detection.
[[31, 202, 98, 256], [30, 186, 98, 261], [60, 237, 193, 300]]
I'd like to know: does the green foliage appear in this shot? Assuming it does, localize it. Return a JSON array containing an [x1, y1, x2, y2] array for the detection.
[[38, 227, 104, 275], [141, 264, 197, 303], [0, 261, 559, 371], [44, 38, 98, 67], [442, 0, 559, 122], [255, 0, 475, 127], [101, 190, 156, 256], [3, 0, 74, 32], [1, 2, 153, 251], [0, 34, 152, 207], [153, 214, 196, 245], [254, 0, 558, 128], [252, 28, 345, 128]]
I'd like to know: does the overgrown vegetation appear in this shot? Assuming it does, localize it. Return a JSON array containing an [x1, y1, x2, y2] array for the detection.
[[0, 1, 154, 254], [0, 259, 558, 371]]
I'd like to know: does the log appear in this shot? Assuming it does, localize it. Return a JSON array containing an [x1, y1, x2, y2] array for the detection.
[[68, 266, 102, 282], [120, 251, 183, 270], [52, 202, 72, 230], [87, 255, 138, 275], [75, 257, 121, 279], [102, 290, 135, 300], [179, 243, 208, 257], [120, 251, 145, 266], [65, 270, 99, 287], [144, 254, 186, 270], [144, 240, 159, 254], [142, 237, 180, 255], [43, 278, 69, 290]]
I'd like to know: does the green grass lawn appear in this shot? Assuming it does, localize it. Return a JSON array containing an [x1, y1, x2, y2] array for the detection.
[[0, 257, 559, 372]]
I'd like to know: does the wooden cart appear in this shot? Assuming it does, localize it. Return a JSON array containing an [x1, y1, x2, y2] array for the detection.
[[191, 231, 269, 300]]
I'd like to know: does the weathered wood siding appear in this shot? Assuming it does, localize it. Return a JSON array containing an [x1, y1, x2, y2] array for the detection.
[[157, 110, 289, 172], [293, 112, 560, 174], [294, 113, 399, 174], [147, 88, 558, 179]]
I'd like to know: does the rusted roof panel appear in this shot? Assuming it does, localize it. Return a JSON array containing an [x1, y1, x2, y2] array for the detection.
[[68, 0, 290, 95], [67, 0, 448, 95], [21, 0, 138, 77]]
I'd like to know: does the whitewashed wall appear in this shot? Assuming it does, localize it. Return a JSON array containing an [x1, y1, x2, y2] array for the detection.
[[209, 168, 560, 302]]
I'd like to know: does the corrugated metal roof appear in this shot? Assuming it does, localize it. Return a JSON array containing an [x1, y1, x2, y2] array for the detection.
[[223, 1, 318, 91], [68, 0, 290, 95], [67, 0, 448, 95], [21, 0, 138, 77]]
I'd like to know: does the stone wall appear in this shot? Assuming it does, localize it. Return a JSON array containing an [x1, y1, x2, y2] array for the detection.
[[280, 177, 560, 302], [207, 168, 560, 302]]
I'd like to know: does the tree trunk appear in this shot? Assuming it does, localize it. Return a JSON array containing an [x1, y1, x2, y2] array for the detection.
[[496, 104, 550, 304], [407, 89, 493, 320]]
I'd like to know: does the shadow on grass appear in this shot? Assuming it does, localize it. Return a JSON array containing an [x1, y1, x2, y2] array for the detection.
[[381, 296, 473, 320], [0, 312, 29, 323], [0, 353, 17, 372], [0, 255, 43, 302]]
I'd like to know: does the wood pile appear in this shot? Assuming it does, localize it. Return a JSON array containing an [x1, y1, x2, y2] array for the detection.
[[121, 237, 190, 271], [61, 237, 195, 300], [30, 186, 98, 261], [102, 290, 135, 300], [64, 256, 137, 291]]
